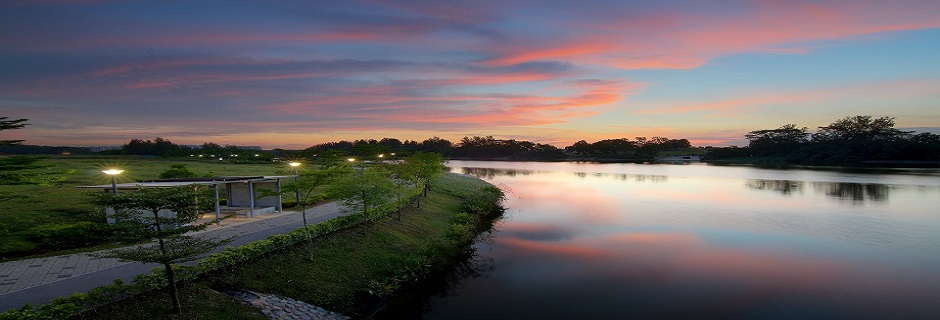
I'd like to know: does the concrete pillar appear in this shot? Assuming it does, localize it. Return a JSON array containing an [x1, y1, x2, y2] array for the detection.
[[213, 183, 221, 224], [276, 178, 283, 212], [248, 181, 255, 218]]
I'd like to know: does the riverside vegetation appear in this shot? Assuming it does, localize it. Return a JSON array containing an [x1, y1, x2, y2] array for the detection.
[[1, 173, 504, 319]]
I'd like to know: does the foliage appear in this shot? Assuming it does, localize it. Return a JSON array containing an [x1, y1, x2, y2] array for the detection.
[[453, 136, 564, 159], [271, 162, 350, 259], [22, 222, 113, 249], [329, 165, 396, 223], [709, 115, 940, 165], [404, 152, 447, 197], [564, 136, 691, 159], [745, 124, 810, 156], [157, 164, 198, 179], [1, 116, 29, 146], [811, 116, 908, 142], [91, 186, 228, 314]]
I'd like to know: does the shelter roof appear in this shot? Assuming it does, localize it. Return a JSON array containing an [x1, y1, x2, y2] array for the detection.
[[78, 175, 295, 190]]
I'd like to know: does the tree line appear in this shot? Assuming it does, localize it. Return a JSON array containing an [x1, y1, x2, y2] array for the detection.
[[5, 114, 936, 165], [65, 135, 694, 161], [301, 135, 692, 161], [709, 115, 940, 164]]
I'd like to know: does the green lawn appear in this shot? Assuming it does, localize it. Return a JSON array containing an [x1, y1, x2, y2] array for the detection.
[[0, 155, 295, 260]]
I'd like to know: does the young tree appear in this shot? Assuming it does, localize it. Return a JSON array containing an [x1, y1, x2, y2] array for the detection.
[[406, 152, 447, 197], [386, 161, 418, 219], [91, 186, 227, 314], [274, 164, 349, 259], [329, 165, 395, 225]]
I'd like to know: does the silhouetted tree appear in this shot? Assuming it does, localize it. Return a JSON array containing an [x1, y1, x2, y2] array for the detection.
[[1, 117, 28, 146], [745, 124, 809, 156]]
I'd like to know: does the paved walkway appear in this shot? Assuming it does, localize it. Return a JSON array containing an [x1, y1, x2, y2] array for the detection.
[[0, 202, 349, 312]]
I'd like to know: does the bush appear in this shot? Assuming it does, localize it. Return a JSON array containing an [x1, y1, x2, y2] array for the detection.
[[0, 238, 37, 259], [158, 164, 198, 179], [22, 222, 112, 250]]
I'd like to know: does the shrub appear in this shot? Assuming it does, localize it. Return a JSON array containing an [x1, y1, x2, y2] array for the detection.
[[0, 238, 37, 259], [23, 222, 113, 249]]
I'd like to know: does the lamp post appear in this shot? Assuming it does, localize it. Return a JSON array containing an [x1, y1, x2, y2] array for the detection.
[[348, 158, 363, 176], [289, 162, 301, 206], [102, 169, 124, 195]]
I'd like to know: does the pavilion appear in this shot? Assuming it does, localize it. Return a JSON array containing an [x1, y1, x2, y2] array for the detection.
[[79, 176, 295, 223]]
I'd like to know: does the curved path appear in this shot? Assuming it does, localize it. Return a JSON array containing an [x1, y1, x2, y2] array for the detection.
[[0, 202, 348, 312]]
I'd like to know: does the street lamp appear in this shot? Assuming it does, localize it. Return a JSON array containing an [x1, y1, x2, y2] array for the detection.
[[102, 169, 124, 194], [289, 162, 301, 205]]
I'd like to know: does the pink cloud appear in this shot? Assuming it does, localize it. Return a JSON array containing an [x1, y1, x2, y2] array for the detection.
[[480, 1, 940, 70]]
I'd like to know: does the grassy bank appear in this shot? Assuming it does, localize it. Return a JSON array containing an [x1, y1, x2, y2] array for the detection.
[[81, 173, 503, 319]]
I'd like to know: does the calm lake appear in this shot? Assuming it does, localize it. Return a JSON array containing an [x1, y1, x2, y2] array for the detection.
[[385, 160, 940, 319]]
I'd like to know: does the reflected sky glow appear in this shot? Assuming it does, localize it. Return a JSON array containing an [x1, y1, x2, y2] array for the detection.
[[423, 161, 940, 319]]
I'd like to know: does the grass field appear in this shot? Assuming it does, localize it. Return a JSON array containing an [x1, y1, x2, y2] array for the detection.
[[0, 155, 297, 260]]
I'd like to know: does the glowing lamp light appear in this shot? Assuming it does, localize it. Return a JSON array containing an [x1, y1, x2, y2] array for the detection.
[[289, 162, 301, 167], [102, 169, 124, 194], [102, 169, 124, 175], [347, 158, 356, 162]]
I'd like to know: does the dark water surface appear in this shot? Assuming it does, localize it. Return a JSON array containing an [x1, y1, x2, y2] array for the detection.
[[392, 161, 940, 319]]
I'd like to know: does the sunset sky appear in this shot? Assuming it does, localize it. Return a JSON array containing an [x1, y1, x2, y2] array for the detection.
[[2, 0, 939, 149]]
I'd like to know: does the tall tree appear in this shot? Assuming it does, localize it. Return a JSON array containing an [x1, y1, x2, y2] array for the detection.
[[745, 124, 809, 156], [92, 186, 227, 314], [812, 116, 908, 142]]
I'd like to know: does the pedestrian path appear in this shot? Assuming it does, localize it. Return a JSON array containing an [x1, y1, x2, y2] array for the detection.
[[0, 202, 347, 311]]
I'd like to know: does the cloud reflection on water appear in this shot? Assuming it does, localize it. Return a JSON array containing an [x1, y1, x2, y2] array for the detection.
[[435, 162, 940, 319], [489, 225, 940, 319]]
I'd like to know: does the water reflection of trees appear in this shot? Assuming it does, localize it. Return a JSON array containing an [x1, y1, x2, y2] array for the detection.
[[460, 167, 535, 179], [460, 167, 668, 182], [813, 182, 889, 203], [577, 172, 668, 182], [746, 179, 803, 195], [747, 179, 891, 202]]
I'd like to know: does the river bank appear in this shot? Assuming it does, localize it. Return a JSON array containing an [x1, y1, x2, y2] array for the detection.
[[80, 173, 503, 319]]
